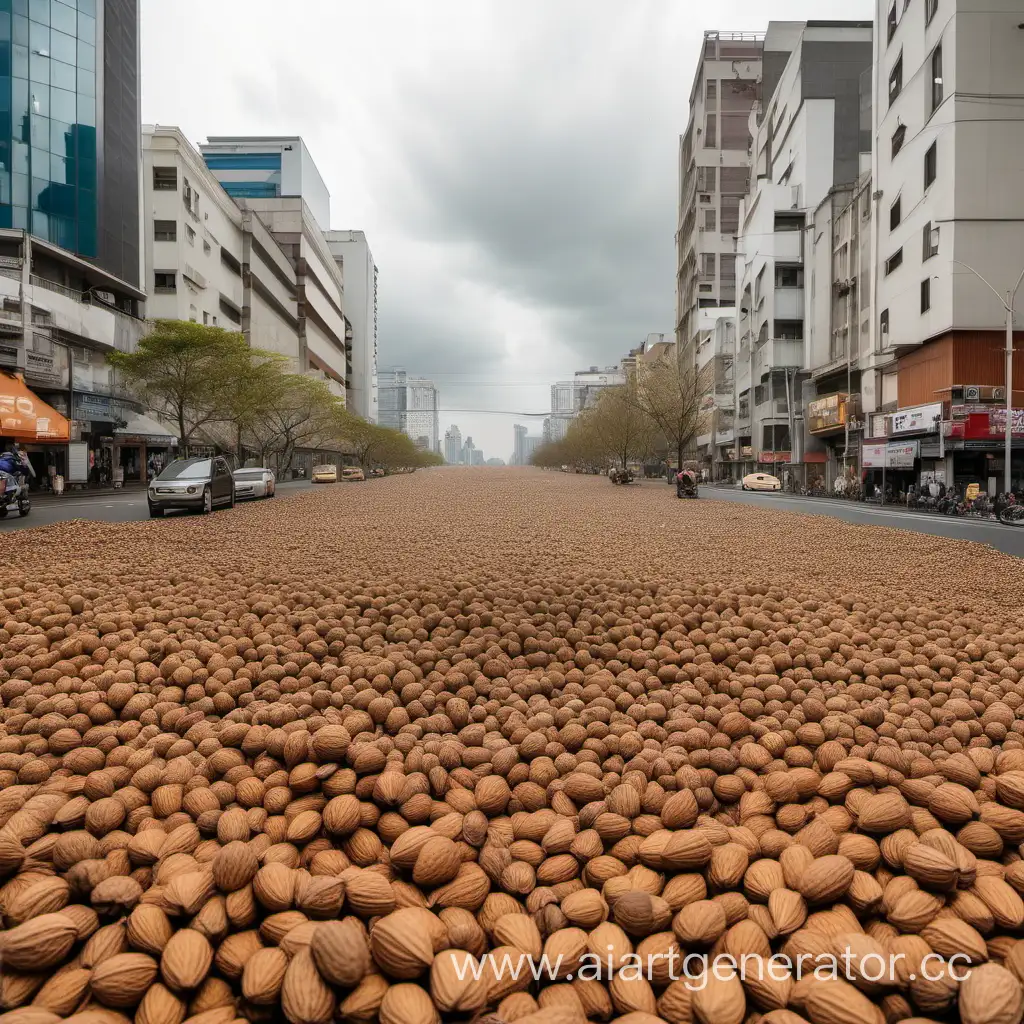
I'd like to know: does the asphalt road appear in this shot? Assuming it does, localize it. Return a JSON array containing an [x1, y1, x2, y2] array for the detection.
[[701, 484, 1024, 558], [0, 480, 312, 532]]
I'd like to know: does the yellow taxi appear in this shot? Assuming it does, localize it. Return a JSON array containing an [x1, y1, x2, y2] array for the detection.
[[312, 464, 338, 483]]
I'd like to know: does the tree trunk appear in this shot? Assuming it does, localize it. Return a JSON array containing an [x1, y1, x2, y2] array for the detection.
[[677, 438, 684, 473]]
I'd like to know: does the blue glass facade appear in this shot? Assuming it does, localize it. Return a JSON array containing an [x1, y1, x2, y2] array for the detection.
[[0, 0, 98, 257], [202, 151, 282, 203]]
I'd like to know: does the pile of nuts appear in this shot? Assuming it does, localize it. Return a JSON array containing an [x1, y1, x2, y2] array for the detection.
[[1, 471, 1024, 1024]]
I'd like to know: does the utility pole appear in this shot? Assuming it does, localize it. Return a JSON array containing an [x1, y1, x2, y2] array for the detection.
[[949, 258, 1024, 495]]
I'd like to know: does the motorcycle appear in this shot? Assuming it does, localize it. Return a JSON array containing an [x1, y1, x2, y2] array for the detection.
[[676, 471, 698, 499], [0, 471, 31, 518], [999, 498, 1024, 526], [609, 467, 634, 485]]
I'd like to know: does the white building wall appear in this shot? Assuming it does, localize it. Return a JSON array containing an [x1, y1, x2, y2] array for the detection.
[[326, 230, 379, 422]]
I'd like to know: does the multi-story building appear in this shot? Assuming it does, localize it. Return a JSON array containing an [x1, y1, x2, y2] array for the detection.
[[200, 137, 331, 233], [805, 171, 873, 485], [734, 20, 872, 481], [547, 365, 626, 441], [378, 368, 438, 450], [512, 423, 528, 465], [232, 197, 348, 401], [870, 0, 1024, 493], [325, 230, 378, 422], [444, 424, 462, 464], [0, 0, 150, 487], [142, 127, 301, 367], [676, 31, 763, 372], [461, 436, 476, 465], [470, 448, 485, 466], [693, 315, 738, 477], [201, 140, 349, 400]]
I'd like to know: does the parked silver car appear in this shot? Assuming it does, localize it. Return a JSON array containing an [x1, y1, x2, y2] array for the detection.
[[148, 456, 235, 517], [233, 467, 276, 500]]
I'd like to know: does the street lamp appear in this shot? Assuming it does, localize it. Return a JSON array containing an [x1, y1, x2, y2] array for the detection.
[[947, 249, 1024, 495]]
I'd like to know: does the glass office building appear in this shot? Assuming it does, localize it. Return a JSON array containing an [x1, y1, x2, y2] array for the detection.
[[0, 0, 139, 284]]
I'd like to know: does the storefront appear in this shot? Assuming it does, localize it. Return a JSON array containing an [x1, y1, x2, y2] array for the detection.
[[806, 392, 863, 489], [1, 371, 71, 489], [952, 410, 1024, 494], [114, 413, 179, 484], [862, 440, 921, 497]]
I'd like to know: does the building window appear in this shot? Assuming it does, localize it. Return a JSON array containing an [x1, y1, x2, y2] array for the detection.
[[203, 311, 209, 325], [706, 79, 717, 103], [696, 166, 717, 192], [774, 320, 803, 340], [700, 253, 716, 277], [203, 240, 211, 255], [154, 220, 176, 242], [704, 209, 717, 231], [924, 141, 937, 189], [704, 115, 717, 147], [775, 265, 804, 288], [880, 308, 890, 339], [887, 1, 897, 42], [926, 0, 938, 25], [153, 166, 177, 191], [185, 224, 195, 246], [930, 44, 943, 113], [890, 196, 901, 231], [921, 278, 931, 313], [922, 221, 939, 260], [886, 249, 903, 275], [774, 213, 803, 232], [889, 53, 903, 107], [891, 124, 906, 158], [154, 272, 176, 293]]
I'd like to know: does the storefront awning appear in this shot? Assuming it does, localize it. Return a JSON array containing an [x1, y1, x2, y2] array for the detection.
[[0, 371, 70, 442], [114, 411, 178, 446]]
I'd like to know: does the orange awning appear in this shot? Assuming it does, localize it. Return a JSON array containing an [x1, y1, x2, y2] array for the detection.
[[0, 372, 70, 443]]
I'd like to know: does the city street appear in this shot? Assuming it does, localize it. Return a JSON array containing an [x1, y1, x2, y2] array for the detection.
[[0, 480, 311, 532]]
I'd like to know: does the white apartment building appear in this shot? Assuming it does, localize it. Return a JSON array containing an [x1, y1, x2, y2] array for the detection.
[[676, 31, 763, 364], [239, 198, 349, 401], [870, 0, 1024, 491], [142, 127, 301, 367], [200, 137, 331, 233], [734, 20, 873, 479], [325, 230, 378, 422]]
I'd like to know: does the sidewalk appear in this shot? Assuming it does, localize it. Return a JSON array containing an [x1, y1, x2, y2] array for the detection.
[[701, 484, 1006, 522]]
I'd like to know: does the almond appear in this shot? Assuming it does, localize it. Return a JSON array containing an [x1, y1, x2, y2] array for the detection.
[[240, 947, 288, 1005], [160, 929, 213, 991], [280, 948, 334, 1024], [1, 913, 79, 970], [89, 953, 158, 1007]]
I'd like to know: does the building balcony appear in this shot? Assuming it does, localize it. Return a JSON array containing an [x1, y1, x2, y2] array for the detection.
[[771, 232, 803, 263], [773, 287, 804, 321]]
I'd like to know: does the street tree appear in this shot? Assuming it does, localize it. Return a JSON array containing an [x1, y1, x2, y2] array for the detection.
[[629, 356, 706, 471], [244, 374, 340, 472], [586, 378, 657, 469], [108, 321, 249, 451]]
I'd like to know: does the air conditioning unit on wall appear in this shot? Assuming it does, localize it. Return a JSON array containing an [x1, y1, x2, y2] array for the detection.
[[964, 385, 981, 402]]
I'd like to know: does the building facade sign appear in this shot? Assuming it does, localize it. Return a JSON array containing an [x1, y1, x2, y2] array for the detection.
[[889, 403, 942, 435]]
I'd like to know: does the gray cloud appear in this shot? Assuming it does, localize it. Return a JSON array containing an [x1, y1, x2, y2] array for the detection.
[[141, 0, 873, 458]]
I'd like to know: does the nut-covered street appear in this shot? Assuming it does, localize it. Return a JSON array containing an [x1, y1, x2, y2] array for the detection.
[[2, 469, 1024, 1024]]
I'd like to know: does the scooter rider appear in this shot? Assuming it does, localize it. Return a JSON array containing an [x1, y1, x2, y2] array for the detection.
[[0, 440, 34, 481]]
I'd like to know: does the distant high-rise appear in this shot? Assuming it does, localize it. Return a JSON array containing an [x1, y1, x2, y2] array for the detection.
[[512, 424, 528, 465], [379, 369, 439, 451], [444, 424, 463, 464]]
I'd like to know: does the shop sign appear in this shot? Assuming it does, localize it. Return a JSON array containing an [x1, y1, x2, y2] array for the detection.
[[889, 403, 942, 435], [862, 441, 918, 468], [807, 393, 846, 433], [869, 413, 888, 438], [862, 443, 886, 468], [0, 343, 17, 369], [759, 451, 792, 463], [740, 445, 753, 458], [988, 409, 1024, 437], [943, 420, 965, 439], [73, 393, 129, 422], [887, 441, 919, 468], [966, 483, 980, 501]]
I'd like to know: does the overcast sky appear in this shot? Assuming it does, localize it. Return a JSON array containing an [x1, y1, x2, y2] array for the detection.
[[141, 0, 872, 461]]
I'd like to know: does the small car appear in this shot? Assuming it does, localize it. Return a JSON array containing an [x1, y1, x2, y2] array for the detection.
[[312, 464, 338, 483], [742, 472, 782, 492], [233, 467, 275, 500], [149, 456, 235, 516], [342, 466, 365, 482]]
